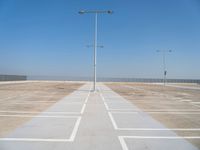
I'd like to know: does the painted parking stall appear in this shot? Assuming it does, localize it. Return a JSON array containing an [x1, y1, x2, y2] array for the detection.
[[0, 83, 91, 149], [0, 82, 199, 150], [98, 83, 200, 150]]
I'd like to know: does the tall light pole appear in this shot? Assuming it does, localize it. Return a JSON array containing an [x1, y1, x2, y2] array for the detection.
[[79, 10, 113, 92], [86, 45, 104, 49], [157, 50, 172, 86]]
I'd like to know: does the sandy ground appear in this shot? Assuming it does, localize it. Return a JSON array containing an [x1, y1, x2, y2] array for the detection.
[[106, 82, 200, 148], [0, 81, 83, 137]]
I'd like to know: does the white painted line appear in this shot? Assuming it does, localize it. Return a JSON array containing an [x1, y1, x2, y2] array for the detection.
[[166, 84, 200, 90], [146, 112, 200, 114], [104, 101, 129, 104], [108, 112, 118, 130], [0, 116, 81, 142], [107, 108, 138, 111], [99, 95, 135, 111], [0, 85, 91, 117], [108, 109, 200, 112], [0, 138, 72, 142], [0, 88, 91, 116], [122, 85, 189, 102], [111, 111, 139, 114], [193, 104, 200, 108], [118, 136, 200, 150], [80, 104, 86, 114], [104, 102, 109, 110], [143, 109, 200, 111], [9, 101, 58, 103], [191, 102, 200, 104], [0, 114, 78, 118], [99, 93, 105, 102], [99, 86, 200, 131], [117, 128, 200, 131], [173, 98, 183, 100], [180, 99, 192, 102], [1, 102, 84, 105], [80, 86, 91, 114], [102, 96, 122, 99], [118, 136, 128, 150], [68, 116, 81, 141], [99, 89, 112, 112], [98, 90, 200, 113], [119, 135, 200, 139], [64, 96, 86, 99], [109, 112, 200, 131], [111, 111, 200, 114], [0, 111, 80, 114], [84, 88, 91, 104]]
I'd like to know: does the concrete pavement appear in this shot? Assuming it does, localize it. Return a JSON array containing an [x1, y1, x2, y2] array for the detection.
[[0, 83, 198, 150]]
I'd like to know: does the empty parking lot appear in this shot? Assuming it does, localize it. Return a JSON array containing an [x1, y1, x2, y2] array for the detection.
[[0, 81, 199, 150], [106, 82, 200, 149]]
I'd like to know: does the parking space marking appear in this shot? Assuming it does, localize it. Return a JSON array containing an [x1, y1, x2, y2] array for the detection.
[[0, 115, 79, 118], [0, 84, 92, 143], [0, 138, 71, 142], [193, 104, 200, 108], [100, 91, 200, 113], [80, 87, 91, 114], [105, 108, 200, 112], [84, 89, 91, 104], [0, 116, 81, 142], [80, 104, 86, 114], [119, 136, 200, 139], [166, 84, 200, 90], [118, 136, 129, 150], [0, 89, 91, 115], [6, 101, 84, 104], [1, 91, 42, 101], [180, 99, 192, 102], [118, 136, 200, 150], [111, 111, 200, 114], [122, 85, 200, 113], [122, 85, 197, 103], [101, 103, 200, 113], [0, 110, 80, 114], [104, 102, 109, 110], [7, 101, 58, 103], [110, 110, 200, 115], [191, 102, 200, 104], [99, 84, 200, 150], [108, 112, 200, 131], [144, 112, 200, 114], [99, 86, 200, 133]]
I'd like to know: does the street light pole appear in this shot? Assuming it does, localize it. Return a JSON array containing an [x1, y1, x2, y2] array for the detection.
[[157, 50, 172, 86], [79, 10, 113, 91], [87, 44, 104, 92], [94, 13, 97, 91], [163, 50, 166, 85]]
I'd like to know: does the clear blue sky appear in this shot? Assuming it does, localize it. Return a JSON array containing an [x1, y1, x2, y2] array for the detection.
[[0, 0, 200, 79]]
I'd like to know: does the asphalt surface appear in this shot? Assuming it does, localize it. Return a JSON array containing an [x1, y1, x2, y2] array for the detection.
[[0, 83, 199, 150]]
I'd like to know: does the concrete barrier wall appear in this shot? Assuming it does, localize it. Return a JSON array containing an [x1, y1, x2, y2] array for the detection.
[[97, 78, 200, 83], [27, 76, 200, 83], [0, 75, 27, 81]]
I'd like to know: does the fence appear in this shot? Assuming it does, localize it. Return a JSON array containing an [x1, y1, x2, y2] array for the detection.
[[27, 76, 200, 83], [97, 77, 200, 83], [0, 75, 27, 81]]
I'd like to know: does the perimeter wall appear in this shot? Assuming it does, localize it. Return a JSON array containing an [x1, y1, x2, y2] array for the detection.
[[0, 75, 27, 81]]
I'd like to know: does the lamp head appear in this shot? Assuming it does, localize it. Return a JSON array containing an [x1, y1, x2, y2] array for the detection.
[[79, 10, 85, 14], [107, 10, 113, 14]]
